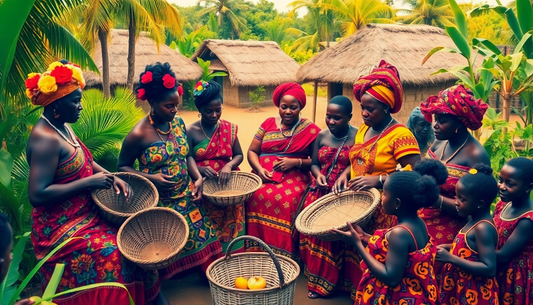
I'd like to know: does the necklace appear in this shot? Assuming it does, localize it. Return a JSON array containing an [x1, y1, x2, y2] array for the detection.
[[440, 137, 469, 164], [357, 118, 394, 165], [148, 114, 171, 135], [201, 120, 220, 140], [279, 117, 300, 138], [40, 115, 80, 148], [331, 126, 353, 141]]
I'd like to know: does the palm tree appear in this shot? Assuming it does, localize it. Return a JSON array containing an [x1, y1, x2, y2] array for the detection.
[[199, 0, 248, 39], [288, 0, 335, 48], [262, 17, 293, 45], [397, 0, 454, 28]]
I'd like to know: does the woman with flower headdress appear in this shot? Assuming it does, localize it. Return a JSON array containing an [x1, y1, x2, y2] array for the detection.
[[245, 82, 320, 260], [186, 80, 245, 253], [26, 60, 162, 304], [418, 84, 490, 276], [333, 60, 421, 300], [118, 63, 222, 280]]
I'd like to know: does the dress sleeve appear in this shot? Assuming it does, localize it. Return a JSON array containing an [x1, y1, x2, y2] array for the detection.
[[391, 126, 420, 160], [254, 118, 273, 141]]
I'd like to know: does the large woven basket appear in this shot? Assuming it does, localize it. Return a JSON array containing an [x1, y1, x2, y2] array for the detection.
[[117, 207, 189, 270], [295, 189, 381, 241], [203, 171, 262, 207], [206, 236, 300, 305], [91, 172, 159, 226]]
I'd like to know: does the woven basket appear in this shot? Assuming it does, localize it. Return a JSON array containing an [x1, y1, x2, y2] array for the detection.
[[91, 172, 159, 226], [117, 207, 189, 270], [203, 171, 262, 207], [206, 236, 300, 305], [295, 189, 381, 241]]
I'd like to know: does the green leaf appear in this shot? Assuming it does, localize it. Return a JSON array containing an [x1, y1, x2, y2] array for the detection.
[[510, 53, 524, 72], [514, 32, 533, 54], [39, 283, 135, 305], [525, 59, 533, 77], [445, 26, 471, 59], [469, 5, 507, 17], [473, 38, 502, 56], [423, 47, 459, 65], [430, 68, 450, 75], [42, 264, 65, 300], [0, 232, 30, 305], [0, 149, 13, 188], [516, 0, 533, 38], [451, 71, 476, 92], [448, 0, 468, 39], [505, 8, 523, 40]]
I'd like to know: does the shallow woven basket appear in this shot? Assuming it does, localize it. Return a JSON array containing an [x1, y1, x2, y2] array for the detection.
[[206, 235, 300, 305], [203, 171, 262, 207], [117, 207, 189, 270], [91, 172, 159, 226], [295, 189, 381, 241]]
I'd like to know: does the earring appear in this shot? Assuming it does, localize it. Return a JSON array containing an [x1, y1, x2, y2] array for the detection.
[[384, 109, 388, 114], [395, 206, 399, 210], [150, 108, 154, 116], [198, 113, 201, 118], [54, 109, 60, 119], [455, 128, 459, 134]]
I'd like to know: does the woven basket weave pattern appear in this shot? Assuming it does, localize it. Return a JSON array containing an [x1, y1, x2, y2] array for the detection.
[[203, 171, 262, 206]]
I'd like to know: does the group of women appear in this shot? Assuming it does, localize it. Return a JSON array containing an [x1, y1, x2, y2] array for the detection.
[[24, 59, 533, 305]]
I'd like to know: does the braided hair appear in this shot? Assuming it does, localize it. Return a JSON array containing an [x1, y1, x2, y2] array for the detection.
[[505, 157, 533, 185], [459, 163, 498, 205], [136, 62, 178, 103], [329, 95, 352, 114], [386, 159, 448, 210], [194, 80, 222, 110]]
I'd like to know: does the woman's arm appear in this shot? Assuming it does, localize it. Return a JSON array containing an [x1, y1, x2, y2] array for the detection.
[[496, 219, 533, 265], [226, 136, 244, 169], [310, 133, 323, 179]]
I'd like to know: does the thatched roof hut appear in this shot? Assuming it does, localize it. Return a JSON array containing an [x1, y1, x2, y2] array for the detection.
[[84, 29, 202, 89], [298, 24, 468, 125], [191, 39, 300, 108]]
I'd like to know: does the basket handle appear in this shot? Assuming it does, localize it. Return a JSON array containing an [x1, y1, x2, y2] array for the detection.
[[224, 235, 286, 288]]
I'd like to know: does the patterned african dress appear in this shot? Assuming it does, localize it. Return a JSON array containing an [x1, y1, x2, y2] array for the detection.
[[192, 119, 245, 253], [245, 117, 319, 261], [139, 116, 222, 279], [355, 226, 439, 305], [32, 141, 159, 305], [493, 201, 533, 305], [346, 123, 420, 300], [418, 149, 468, 275], [299, 145, 350, 296], [438, 220, 500, 305]]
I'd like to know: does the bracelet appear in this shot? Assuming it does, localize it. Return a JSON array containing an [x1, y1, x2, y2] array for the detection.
[[379, 175, 384, 185], [299, 158, 303, 168], [439, 196, 444, 210]]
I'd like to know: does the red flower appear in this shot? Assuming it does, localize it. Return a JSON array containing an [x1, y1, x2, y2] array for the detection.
[[195, 81, 203, 88], [141, 71, 153, 84], [162, 74, 175, 89], [25, 74, 41, 90], [137, 88, 147, 100], [50, 66, 73, 85], [177, 85, 183, 96]]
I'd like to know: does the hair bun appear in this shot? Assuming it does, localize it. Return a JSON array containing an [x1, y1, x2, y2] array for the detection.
[[194, 80, 222, 109], [413, 159, 448, 185], [472, 163, 493, 175]]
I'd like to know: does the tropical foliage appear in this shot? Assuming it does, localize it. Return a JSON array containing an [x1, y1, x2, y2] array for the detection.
[[397, 0, 454, 28]]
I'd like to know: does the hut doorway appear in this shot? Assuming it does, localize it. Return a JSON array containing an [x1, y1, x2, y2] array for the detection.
[[328, 82, 343, 101], [214, 76, 224, 95]]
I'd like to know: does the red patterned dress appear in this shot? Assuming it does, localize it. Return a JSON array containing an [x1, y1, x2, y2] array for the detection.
[[32, 142, 159, 305], [355, 226, 439, 305], [192, 120, 245, 253], [245, 117, 319, 260], [439, 220, 500, 305], [299, 145, 351, 296], [493, 201, 533, 305]]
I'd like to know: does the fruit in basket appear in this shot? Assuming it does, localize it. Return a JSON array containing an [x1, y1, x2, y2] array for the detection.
[[248, 276, 267, 290], [235, 276, 249, 289]]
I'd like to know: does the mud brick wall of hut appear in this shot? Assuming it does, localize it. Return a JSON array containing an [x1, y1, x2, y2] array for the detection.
[[221, 76, 275, 108]]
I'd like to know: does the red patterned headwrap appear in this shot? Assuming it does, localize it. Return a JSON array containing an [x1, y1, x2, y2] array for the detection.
[[273, 82, 306, 108], [420, 85, 488, 131], [353, 60, 403, 114]]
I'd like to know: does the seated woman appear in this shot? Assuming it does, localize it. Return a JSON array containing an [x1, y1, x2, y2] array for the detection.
[[118, 63, 222, 280], [406, 107, 434, 156], [419, 84, 489, 275], [299, 96, 357, 299], [26, 61, 161, 305], [186, 81, 244, 253], [245, 83, 320, 260]]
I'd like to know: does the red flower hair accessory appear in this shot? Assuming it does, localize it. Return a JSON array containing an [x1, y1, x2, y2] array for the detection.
[[137, 88, 147, 101], [177, 85, 183, 96], [141, 71, 153, 84], [50, 65, 73, 85], [162, 74, 175, 89]]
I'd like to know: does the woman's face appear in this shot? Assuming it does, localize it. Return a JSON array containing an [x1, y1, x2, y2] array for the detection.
[[433, 113, 462, 140], [200, 99, 222, 127], [360, 93, 388, 127], [55, 89, 83, 124], [325, 103, 351, 135], [498, 165, 531, 203], [278, 95, 301, 126], [152, 91, 179, 122], [414, 115, 432, 140]]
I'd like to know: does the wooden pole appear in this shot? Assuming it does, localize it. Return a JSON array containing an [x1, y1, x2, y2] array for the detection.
[[313, 81, 318, 123]]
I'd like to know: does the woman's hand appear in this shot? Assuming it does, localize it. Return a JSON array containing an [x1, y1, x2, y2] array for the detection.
[[436, 245, 453, 263], [113, 176, 133, 202], [198, 166, 218, 179], [150, 173, 177, 192], [330, 222, 362, 247], [316, 174, 327, 189], [348, 176, 381, 191], [333, 174, 349, 195], [218, 164, 232, 185], [85, 172, 114, 190], [257, 167, 273, 183], [191, 178, 203, 201], [272, 158, 298, 172], [353, 224, 371, 243]]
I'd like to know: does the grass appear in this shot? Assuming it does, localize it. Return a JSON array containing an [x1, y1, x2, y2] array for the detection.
[[302, 83, 327, 97]]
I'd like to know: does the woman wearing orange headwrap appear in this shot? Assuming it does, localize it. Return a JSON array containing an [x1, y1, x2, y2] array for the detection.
[[245, 82, 320, 260], [333, 60, 421, 300], [26, 61, 164, 305]]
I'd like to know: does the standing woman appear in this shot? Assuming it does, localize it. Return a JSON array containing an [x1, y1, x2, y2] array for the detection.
[[26, 61, 162, 304], [245, 83, 320, 260], [299, 96, 357, 299], [118, 63, 222, 280], [406, 107, 435, 156], [187, 80, 245, 253]]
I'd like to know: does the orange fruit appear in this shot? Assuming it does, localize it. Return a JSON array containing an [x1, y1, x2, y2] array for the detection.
[[234, 276, 248, 289], [248, 276, 266, 290]]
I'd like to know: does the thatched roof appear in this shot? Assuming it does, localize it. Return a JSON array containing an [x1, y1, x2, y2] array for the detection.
[[191, 39, 299, 86], [84, 29, 202, 87], [298, 24, 472, 87]]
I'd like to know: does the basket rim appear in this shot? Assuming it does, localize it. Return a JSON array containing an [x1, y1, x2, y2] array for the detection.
[[203, 171, 262, 199], [91, 172, 159, 218], [295, 188, 381, 236], [205, 252, 300, 293], [117, 207, 189, 265]]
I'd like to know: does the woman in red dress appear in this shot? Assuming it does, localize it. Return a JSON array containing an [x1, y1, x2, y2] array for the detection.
[[245, 83, 320, 260], [299, 96, 357, 299]]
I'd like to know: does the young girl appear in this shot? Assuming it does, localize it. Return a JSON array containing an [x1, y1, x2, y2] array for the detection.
[[333, 159, 447, 305], [436, 164, 500, 305], [494, 157, 533, 305]]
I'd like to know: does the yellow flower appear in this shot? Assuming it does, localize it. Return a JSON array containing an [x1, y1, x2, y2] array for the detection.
[[38, 75, 58, 93], [197, 85, 203, 91], [47, 61, 64, 71], [402, 164, 412, 172], [469, 168, 478, 175], [26, 88, 33, 99], [67, 65, 86, 89], [27, 72, 40, 78]]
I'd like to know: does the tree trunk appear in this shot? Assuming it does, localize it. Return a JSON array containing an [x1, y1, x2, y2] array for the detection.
[[126, 15, 136, 91], [502, 94, 511, 134], [98, 29, 111, 98]]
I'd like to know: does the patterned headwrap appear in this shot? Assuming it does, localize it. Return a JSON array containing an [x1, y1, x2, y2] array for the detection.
[[420, 85, 488, 131], [353, 60, 403, 114], [407, 107, 435, 151], [273, 82, 306, 108], [25, 61, 85, 107]]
